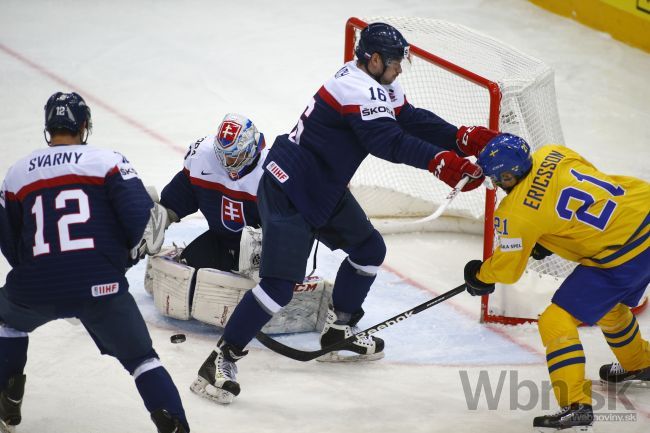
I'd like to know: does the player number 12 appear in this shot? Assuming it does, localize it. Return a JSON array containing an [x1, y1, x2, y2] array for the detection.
[[32, 189, 94, 256]]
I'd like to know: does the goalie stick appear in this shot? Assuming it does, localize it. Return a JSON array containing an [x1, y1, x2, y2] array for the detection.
[[256, 283, 466, 361]]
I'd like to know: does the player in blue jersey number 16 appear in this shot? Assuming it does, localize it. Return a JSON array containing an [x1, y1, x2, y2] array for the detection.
[[189, 21, 500, 405]]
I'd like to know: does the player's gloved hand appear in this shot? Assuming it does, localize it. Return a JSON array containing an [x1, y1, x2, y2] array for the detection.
[[464, 260, 495, 296], [131, 203, 170, 259], [456, 126, 499, 157], [531, 243, 553, 260], [428, 151, 484, 191]]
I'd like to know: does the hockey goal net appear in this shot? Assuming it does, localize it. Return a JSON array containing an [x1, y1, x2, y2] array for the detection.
[[345, 17, 646, 325]]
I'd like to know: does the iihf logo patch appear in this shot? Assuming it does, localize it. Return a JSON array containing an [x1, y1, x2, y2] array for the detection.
[[221, 196, 246, 232], [217, 121, 242, 148]]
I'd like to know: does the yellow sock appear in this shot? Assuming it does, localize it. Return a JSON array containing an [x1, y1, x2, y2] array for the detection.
[[598, 303, 650, 371], [538, 303, 591, 406]]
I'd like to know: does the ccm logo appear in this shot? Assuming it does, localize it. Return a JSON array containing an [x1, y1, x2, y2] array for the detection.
[[91, 282, 119, 297], [294, 282, 319, 293]]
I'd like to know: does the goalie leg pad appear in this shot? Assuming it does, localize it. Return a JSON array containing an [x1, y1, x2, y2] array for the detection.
[[190, 271, 333, 335], [263, 276, 333, 334], [144, 247, 184, 295], [149, 254, 195, 320], [191, 268, 256, 328]]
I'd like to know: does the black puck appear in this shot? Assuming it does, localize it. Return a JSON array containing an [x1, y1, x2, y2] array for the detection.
[[170, 333, 186, 344]]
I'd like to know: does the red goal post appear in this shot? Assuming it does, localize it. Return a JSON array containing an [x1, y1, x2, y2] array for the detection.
[[343, 17, 647, 324]]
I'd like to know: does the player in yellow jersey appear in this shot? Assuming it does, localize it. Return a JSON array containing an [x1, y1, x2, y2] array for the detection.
[[463, 134, 650, 431]]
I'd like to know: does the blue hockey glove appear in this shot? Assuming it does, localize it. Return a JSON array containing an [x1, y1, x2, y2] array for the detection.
[[464, 260, 495, 296]]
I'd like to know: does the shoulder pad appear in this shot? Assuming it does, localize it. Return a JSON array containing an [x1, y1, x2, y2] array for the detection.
[[322, 63, 396, 120]]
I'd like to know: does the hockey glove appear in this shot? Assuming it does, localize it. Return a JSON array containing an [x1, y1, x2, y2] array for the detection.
[[456, 126, 499, 157], [428, 151, 484, 192], [531, 243, 553, 260], [464, 260, 495, 296], [131, 203, 170, 260]]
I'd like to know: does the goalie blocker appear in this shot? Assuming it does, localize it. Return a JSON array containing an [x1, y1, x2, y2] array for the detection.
[[145, 246, 333, 334]]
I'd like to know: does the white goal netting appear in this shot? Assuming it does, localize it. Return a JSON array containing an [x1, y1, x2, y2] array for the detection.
[[346, 17, 577, 322]]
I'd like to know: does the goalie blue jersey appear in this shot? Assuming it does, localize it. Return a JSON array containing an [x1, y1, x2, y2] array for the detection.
[[263, 60, 463, 227], [160, 135, 267, 250], [0, 145, 153, 305]]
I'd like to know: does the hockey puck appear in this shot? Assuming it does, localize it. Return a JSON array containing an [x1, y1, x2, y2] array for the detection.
[[170, 334, 186, 344]]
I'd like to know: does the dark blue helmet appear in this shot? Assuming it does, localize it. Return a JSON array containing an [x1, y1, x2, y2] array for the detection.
[[355, 22, 409, 65], [477, 133, 532, 188], [44, 92, 92, 139]]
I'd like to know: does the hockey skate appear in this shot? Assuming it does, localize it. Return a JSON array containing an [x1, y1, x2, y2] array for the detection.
[[599, 362, 650, 388], [533, 403, 594, 432], [0, 375, 25, 433], [316, 308, 384, 362], [190, 339, 247, 404], [150, 408, 187, 433]]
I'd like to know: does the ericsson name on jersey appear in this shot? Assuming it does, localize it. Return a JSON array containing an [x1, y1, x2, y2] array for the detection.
[[263, 60, 458, 228], [0, 145, 153, 304], [160, 134, 267, 248], [478, 144, 650, 284]]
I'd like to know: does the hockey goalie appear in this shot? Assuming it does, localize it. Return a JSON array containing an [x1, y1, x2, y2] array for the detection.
[[142, 113, 332, 334]]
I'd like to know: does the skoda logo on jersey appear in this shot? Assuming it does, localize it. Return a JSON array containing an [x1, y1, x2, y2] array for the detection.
[[221, 196, 246, 232], [217, 120, 242, 148]]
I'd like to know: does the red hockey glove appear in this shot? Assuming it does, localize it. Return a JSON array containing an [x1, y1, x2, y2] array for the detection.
[[456, 125, 499, 157], [428, 151, 484, 191]]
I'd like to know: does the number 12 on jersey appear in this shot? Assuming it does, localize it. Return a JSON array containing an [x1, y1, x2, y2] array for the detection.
[[31, 189, 94, 256]]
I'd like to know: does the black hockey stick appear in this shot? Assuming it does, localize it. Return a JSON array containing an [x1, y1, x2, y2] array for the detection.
[[255, 283, 466, 362]]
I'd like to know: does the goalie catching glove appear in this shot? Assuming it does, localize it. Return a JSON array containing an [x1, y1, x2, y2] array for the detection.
[[131, 203, 178, 259], [464, 260, 495, 296], [428, 151, 484, 191], [456, 125, 499, 157]]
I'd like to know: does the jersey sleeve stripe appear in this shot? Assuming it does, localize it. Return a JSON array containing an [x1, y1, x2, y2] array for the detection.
[[15, 174, 105, 201], [394, 96, 407, 116], [317, 86, 342, 112], [106, 165, 120, 177], [317, 87, 361, 116], [189, 176, 257, 201]]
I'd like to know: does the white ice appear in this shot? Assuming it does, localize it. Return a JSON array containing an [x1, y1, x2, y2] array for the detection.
[[0, 1, 649, 432]]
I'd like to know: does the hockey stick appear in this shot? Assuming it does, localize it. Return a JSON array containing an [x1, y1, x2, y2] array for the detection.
[[409, 175, 493, 225], [256, 283, 466, 362], [411, 177, 470, 224]]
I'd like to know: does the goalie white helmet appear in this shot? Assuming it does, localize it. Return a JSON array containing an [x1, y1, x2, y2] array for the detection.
[[214, 113, 264, 179]]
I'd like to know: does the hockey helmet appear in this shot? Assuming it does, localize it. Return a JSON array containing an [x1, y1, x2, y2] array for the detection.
[[355, 22, 410, 65], [213, 113, 264, 179], [44, 92, 92, 142], [477, 133, 532, 188]]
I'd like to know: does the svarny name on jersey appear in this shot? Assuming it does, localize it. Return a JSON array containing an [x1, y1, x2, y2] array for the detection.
[[28, 151, 83, 171]]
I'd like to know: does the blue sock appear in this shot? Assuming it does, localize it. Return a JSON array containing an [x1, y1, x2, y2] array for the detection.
[[135, 366, 189, 432], [331, 259, 376, 314], [0, 336, 28, 389], [223, 290, 273, 349]]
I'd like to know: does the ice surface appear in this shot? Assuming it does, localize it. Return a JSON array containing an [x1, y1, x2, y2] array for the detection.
[[0, 1, 648, 432]]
